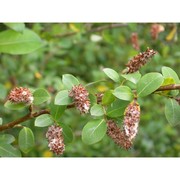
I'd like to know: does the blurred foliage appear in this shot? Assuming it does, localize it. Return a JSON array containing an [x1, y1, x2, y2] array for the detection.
[[0, 23, 180, 157]]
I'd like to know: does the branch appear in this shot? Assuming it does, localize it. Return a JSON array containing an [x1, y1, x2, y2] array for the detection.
[[54, 23, 127, 38], [0, 109, 50, 132], [155, 84, 180, 91], [0, 84, 179, 132]]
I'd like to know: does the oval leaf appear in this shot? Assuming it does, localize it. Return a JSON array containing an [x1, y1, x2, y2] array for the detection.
[[165, 99, 180, 126], [162, 66, 180, 96], [62, 74, 79, 89], [113, 86, 133, 101], [0, 134, 15, 144], [4, 23, 25, 33], [90, 104, 104, 116], [0, 29, 44, 55], [162, 66, 180, 83], [137, 73, 164, 97], [82, 119, 107, 145], [121, 71, 141, 84], [106, 100, 129, 118], [55, 90, 73, 105], [4, 100, 27, 110], [103, 68, 120, 82], [18, 127, 35, 153], [33, 88, 51, 105], [0, 143, 21, 157], [35, 114, 53, 127], [50, 104, 66, 120], [102, 90, 115, 105], [58, 123, 73, 143], [0, 84, 7, 100]]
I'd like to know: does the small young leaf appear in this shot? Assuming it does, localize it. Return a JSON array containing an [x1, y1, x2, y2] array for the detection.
[[0, 29, 44, 55], [0, 143, 21, 157], [165, 99, 180, 126], [106, 100, 129, 118], [82, 119, 107, 145], [33, 88, 51, 105], [55, 90, 73, 105], [90, 104, 104, 116], [102, 90, 115, 105], [0, 134, 15, 144], [4, 23, 25, 33], [4, 100, 27, 110], [162, 66, 180, 83], [113, 86, 133, 101], [50, 104, 66, 120], [18, 127, 35, 153], [35, 114, 53, 127], [162, 66, 180, 96], [121, 71, 141, 84], [0, 84, 7, 100], [62, 74, 79, 90], [103, 68, 120, 82], [137, 73, 164, 97], [58, 123, 73, 143]]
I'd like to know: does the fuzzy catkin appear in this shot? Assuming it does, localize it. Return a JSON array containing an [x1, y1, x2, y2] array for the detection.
[[46, 125, 65, 155], [125, 48, 157, 74], [7, 87, 33, 104], [69, 84, 90, 114], [123, 100, 140, 141]]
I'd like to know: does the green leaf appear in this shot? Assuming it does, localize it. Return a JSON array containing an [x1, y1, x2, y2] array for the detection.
[[165, 99, 180, 126], [0, 118, 2, 125], [0, 84, 7, 100], [34, 114, 53, 127], [55, 90, 73, 105], [4, 100, 27, 110], [162, 66, 180, 83], [113, 86, 133, 101], [33, 88, 51, 105], [62, 74, 79, 89], [50, 104, 66, 120], [137, 73, 164, 97], [158, 78, 175, 95], [103, 68, 120, 82], [90, 104, 104, 116], [18, 127, 35, 153], [58, 123, 73, 143], [121, 71, 141, 84], [162, 66, 180, 96], [4, 23, 25, 33], [82, 119, 107, 145], [0, 143, 21, 157], [89, 93, 97, 106], [102, 90, 115, 105], [0, 28, 44, 55], [0, 134, 15, 144], [106, 100, 129, 118]]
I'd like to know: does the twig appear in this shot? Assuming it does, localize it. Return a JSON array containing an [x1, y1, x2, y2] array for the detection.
[[55, 23, 127, 38], [0, 84, 179, 132], [155, 84, 180, 91]]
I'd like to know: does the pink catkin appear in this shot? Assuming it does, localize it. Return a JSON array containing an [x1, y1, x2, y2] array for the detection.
[[8, 87, 33, 104], [46, 125, 65, 155], [126, 47, 157, 74], [69, 84, 90, 114]]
